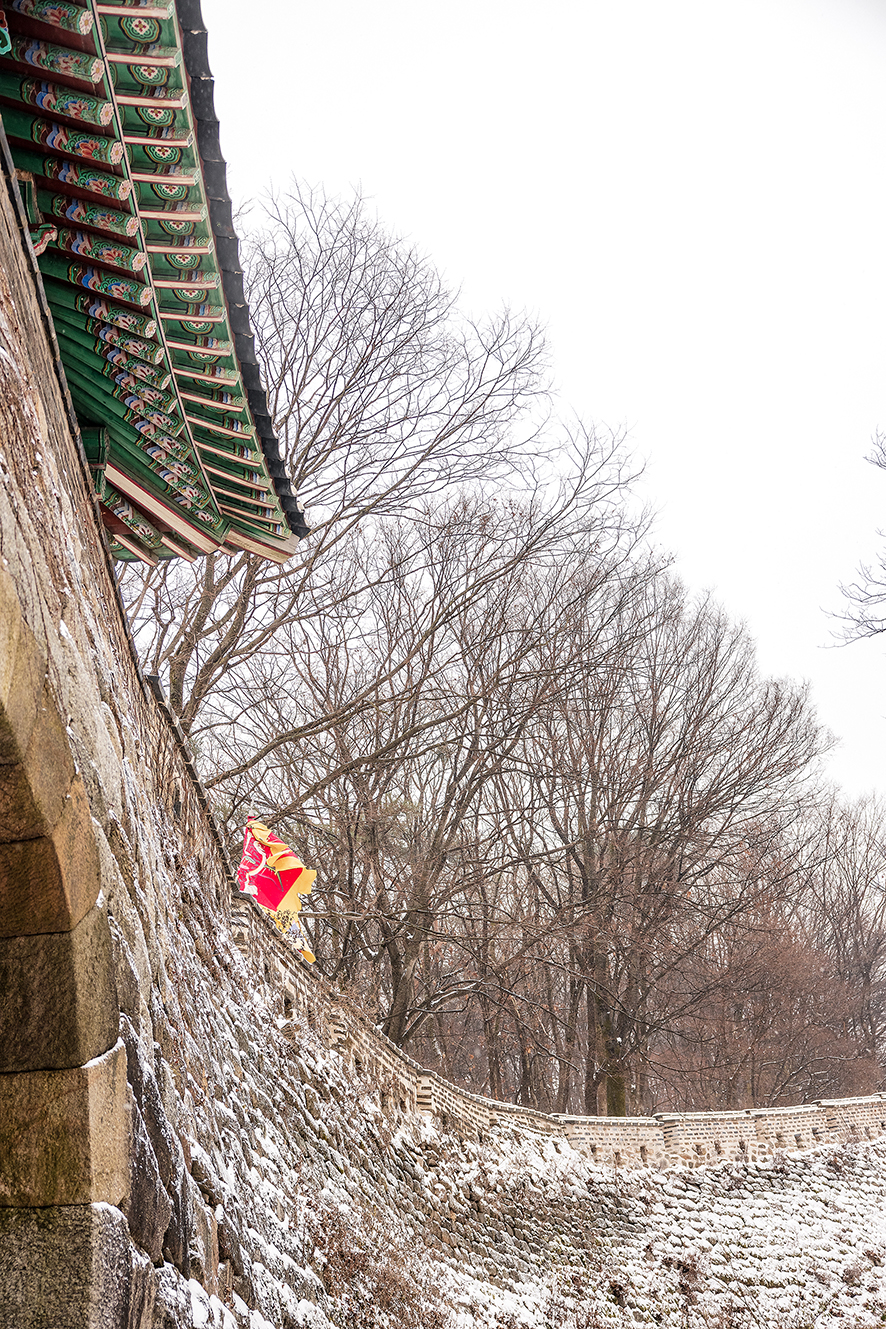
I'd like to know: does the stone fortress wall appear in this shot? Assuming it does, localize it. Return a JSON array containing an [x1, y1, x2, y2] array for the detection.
[[2, 135, 886, 1329], [232, 866, 886, 1172]]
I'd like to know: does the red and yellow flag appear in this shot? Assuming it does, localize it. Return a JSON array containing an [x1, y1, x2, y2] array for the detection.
[[237, 817, 316, 962]]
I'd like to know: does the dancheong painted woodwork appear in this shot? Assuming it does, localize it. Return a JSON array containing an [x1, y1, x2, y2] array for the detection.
[[0, 0, 308, 564]]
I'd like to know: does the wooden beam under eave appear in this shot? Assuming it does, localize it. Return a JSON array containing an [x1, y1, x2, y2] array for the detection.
[[96, 3, 174, 16], [131, 172, 198, 187], [158, 533, 200, 562], [108, 527, 159, 566], [116, 93, 188, 111], [105, 463, 223, 555], [223, 528, 302, 565]]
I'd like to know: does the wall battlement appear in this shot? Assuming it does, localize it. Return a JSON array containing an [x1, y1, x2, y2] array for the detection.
[[230, 885, 886, 1171]]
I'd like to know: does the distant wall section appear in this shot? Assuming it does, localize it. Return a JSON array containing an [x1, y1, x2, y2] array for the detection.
[[233, 893, 886, 1171]]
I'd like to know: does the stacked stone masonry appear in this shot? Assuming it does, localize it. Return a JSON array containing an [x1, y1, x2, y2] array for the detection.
[[3, 136, 886, 1329]]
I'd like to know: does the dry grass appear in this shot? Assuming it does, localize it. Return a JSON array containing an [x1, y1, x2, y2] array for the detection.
[[309, 1202, 448, 1329]]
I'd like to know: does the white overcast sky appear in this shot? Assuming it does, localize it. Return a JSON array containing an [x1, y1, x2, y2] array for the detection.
[[203, 0, 886, 799]]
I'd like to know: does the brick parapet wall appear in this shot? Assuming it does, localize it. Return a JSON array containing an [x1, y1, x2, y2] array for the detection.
[[227, 887, 886, 1170]]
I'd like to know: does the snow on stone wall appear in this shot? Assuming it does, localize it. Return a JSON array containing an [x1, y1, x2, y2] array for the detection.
[[232, 887, 886, 1172], [122, 851, 886, 1329], [124, 641, 886, 1329], [115, 816, 886, 1329]]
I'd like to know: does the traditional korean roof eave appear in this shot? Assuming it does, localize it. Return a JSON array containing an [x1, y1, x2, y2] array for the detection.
[[0, 0, 308, 566]]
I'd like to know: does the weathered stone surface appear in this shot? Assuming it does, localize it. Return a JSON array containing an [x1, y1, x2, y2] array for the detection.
[[123, 1096, 172, 1264], [216, 1206, 246, 1280], [0, 899, 117, 1072], [0, 681, 77, 839], [161, 1165, 192, 1279], [152, 1262, 193, 1329], [0, 775, 100, 936], [0, 1041, 129, 1206], [0, 575, 42, 767], [187, 1176, 219, 1297], [120, 1015, 184, 1193], [0, 610, 77, 848], [190, 1147, 224, 1207], [0, 762, 49, 843], [111, 915, 143, 1027], [127, 1247, 157, 1329], [0, 1202, 138, 1329]]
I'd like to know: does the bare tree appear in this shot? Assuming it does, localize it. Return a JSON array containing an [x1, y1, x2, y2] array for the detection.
[[837, 430, 886, 639], [651, 797, 886, 1110], [249, 184, 550, 527], [199, 464, 647, 1048], [115, 183, 878, 1119], [472, 574, 829, 1114], [122, 183, 551, 730], [802, 794, 886, 1071], [652, 909, 869, 1111]]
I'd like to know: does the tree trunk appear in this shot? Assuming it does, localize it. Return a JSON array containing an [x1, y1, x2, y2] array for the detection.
[[555, 975, 582, 1113]]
